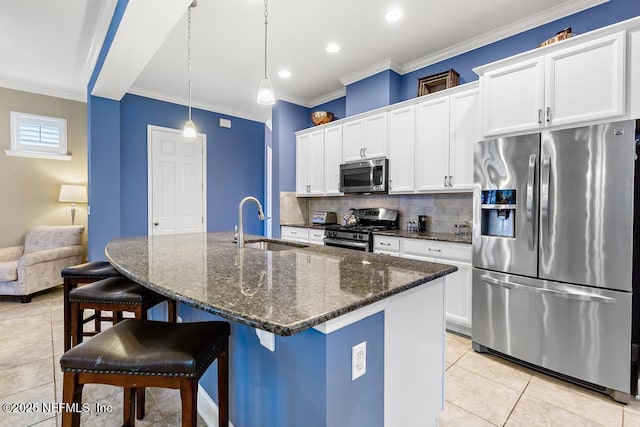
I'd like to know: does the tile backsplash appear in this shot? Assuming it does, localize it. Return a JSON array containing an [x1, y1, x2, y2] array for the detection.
[[280, 192, 472, 233]]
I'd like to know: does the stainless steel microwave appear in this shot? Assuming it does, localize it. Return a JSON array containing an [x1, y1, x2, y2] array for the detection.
[[339, 158, 388, 194]]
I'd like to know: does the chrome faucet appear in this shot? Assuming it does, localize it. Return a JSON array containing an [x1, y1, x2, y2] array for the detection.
[[237, 196, 265, 248]]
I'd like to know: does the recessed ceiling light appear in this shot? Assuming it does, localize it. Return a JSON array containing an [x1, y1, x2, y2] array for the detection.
[[326, 43, 341, 53], [385, 8, 403, 22], [278, 69, 291, 78]]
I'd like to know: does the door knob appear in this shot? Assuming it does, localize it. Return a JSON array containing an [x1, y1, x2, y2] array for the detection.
[[154, 222, 159, 226]]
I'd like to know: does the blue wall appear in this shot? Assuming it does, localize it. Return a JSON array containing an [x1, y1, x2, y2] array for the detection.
[[179, 307, 384, 427], [312, 97, 346, 123], [271, 100, 309, 237], [398, 0, 640, 101], [346, 70, 402, 116], [119, 94, 265, 237], [87, 0, 129, 260]]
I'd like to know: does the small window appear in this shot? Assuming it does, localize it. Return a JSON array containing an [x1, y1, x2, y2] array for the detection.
[[6, 111, 70, 160]]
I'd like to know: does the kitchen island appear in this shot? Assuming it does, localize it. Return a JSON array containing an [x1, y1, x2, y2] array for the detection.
[[105, 232, 457, 427]]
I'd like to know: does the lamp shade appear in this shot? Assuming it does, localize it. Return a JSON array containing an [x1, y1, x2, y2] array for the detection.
[[59, 185, 87, 203], [256, 78, 275, 105]]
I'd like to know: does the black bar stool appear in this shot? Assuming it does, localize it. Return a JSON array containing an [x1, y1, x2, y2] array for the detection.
[[60, 319, 230, 427], [61, 261, 122, 351], [68, 276, 178, 419]]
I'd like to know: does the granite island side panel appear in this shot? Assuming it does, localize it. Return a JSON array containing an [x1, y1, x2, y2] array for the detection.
[[105, 231, 457, 336]]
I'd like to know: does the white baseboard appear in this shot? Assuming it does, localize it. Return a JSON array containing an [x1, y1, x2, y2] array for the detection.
[[198, 384, 234, 427]]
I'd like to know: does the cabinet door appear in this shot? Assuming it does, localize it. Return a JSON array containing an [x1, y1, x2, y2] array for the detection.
[[307, 131, 325, 195], [295, 135, 310, 196], [308, 229, 326, 245], [449, 89, 480, 190], [281, 226, 309, 243], [546, 32, 625, 128], [415, 97, 450, 192], [324, 126, 343, 195], [343, 120, 364, 162], [442, 261, 472, 328], [387, 106, 415, 193], [363, 112, 387, 159], [481, 57, 545, 136]]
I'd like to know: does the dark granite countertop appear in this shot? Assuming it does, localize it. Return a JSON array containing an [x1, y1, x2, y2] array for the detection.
[[373, 230, 472, 245], [105, 232, 456, 336]]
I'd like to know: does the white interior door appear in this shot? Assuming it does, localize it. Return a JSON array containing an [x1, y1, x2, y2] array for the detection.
[[148, 125, 206, 235]]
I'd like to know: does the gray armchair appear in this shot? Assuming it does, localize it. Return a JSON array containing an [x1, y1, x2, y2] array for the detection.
[[0, 225, 84, 302]]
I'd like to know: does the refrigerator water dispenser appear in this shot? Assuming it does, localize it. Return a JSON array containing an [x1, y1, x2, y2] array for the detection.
[[480, 189, 516, 237]]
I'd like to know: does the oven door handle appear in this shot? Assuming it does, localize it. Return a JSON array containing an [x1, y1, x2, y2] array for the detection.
[[323, 237, 369, 250]]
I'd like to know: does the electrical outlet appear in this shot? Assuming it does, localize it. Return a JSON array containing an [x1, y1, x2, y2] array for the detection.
[[352, 341, 367, 381]]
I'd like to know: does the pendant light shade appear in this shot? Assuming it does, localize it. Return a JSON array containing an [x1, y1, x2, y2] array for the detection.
[[183, 119, 196, 138], [256, 0, 275, 105], [257, 78, 275, 105], [183, 1, 197, 137]]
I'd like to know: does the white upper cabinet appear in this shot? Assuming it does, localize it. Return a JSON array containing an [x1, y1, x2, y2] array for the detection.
[[296, 130, 324, 196], [481, 58, 545, 136], [324, 125, 343, 195], [387, 106, 415, 193], [449, 88, 481, 190], [479, 32, 626, 137], [416, 97, 451, 191], [545, 33, 625, 128], [343, 112, 387, 162]]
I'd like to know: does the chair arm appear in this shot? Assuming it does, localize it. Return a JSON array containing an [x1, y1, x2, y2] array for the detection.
[[18, 246, 83, 268], [0, 246, 24, 262]]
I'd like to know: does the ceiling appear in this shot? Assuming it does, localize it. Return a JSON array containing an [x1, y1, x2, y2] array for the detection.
[[1, 0, 607, 123]]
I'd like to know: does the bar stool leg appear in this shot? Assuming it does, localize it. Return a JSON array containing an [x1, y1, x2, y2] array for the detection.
[[70, 302, 83, 347], [179, 379, 198, 427], [62, 372, 83, 427], [123, 387, 136, 427], [168, 300, 177, 323], [218, 340, 229, 427]]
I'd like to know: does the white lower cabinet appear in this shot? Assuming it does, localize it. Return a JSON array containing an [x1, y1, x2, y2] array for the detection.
[[281, 226, 325, 246], [373, 235, 472, 334]]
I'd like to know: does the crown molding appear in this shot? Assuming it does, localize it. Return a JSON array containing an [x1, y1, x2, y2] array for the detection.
[[0, 78, 86, 103], [309, 88, 346, 108], [276, 93, 313, 108], [339, 58, 403, 86], [128, 86, 268, 123], [402, 0, 609, 74], [80, 0, 118, 89]]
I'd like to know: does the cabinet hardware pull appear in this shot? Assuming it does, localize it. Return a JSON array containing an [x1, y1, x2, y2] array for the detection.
[[291, 231, 297, 235], [363, 147, 366, 157], [444, 176, 447, 187], [380, 242, 391, 246], [538, 109, 543, 124], [389, 179, 393, 189], [427, 248, 442, 252], [449, 175, 453, 187], [359, 148, 364, 157], [546, 107, 551, 123]]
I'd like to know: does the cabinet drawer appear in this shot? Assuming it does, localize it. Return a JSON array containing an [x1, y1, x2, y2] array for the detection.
[[373, 236, 400, 253], [403, 239, 471, 263], [281, 226, 309, 243], [308, 229, 326, 245]]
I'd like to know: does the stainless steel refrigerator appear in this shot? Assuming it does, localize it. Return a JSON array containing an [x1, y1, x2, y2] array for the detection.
[[472, 120, 639, 403]]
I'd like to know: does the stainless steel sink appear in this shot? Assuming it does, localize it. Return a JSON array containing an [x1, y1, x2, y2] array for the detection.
[[243, 239, 308, 251]]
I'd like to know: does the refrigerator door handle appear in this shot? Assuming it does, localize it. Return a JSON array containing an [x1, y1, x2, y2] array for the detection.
[[540, 153, 551, 251], [479, 274, 616, 304], [526, 154, 537, 251]]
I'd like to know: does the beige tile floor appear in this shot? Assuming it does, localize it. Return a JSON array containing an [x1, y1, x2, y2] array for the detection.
[[1, 286, 639, 426]]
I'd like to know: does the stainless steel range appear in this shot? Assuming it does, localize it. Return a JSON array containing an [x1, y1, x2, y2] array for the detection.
[[324, 208, 399, 252]]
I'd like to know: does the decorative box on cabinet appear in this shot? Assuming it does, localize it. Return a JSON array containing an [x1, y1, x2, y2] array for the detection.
[[477, 32, 626, 137]]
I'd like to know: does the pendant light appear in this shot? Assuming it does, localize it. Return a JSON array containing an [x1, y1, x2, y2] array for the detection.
[[256, 0, 275, 105], [183, 1, 197, 138]]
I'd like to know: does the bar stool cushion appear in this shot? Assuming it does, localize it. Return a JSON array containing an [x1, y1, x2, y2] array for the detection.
[[60, 319, 230, 377], [69, 277, 162, 305], [61, 261, 120, 279]]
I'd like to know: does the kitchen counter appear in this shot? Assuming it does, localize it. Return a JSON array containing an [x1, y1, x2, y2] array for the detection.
[[105, 231, 456, 336], [373, 229, 473, 244], [105, 231, 453, 426], [280, 222, 335, 229]]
